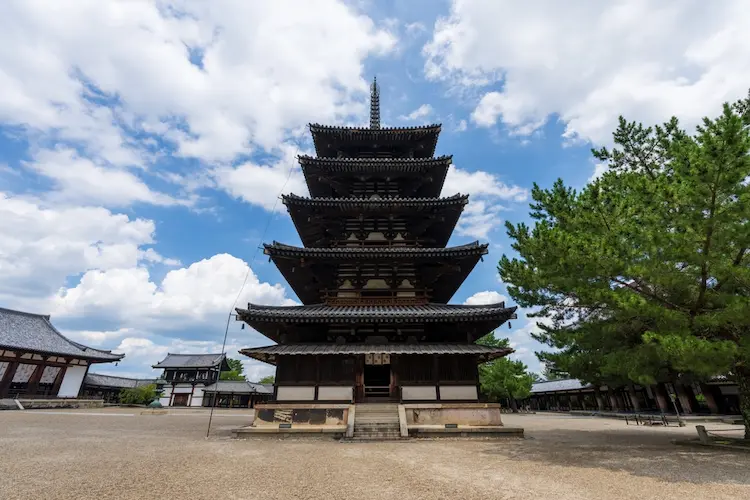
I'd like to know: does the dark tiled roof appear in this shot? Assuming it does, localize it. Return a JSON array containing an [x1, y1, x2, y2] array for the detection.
[[84, 373, 157, 389], [530, 379, 594, 394], [0, 307, 124, 362], [297, 155, 452, 170], [282, 193, 468, 210], [264, 241, 488, 259], [309, 123, 442, 132], [202, 380, 273, 394], [152, 353, 227, 369], [236, 302, 516, 323], [241, 343, 512, 365], [307, 126, 442, 160]]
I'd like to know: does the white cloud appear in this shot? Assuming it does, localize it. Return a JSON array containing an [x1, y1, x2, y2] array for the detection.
[[0, 0, 396, 171], [63, 327, 136, 347], [138, 248, 182, 267], [23, 148, 188, 208], [425, 0, 750, 149], [454, 119, 468, 132], [0, 192, 157, 303], [212, 143, 309, 212], [399, 103, 433, 122], [443, 165, 528, 239], [464, 290, 508, 305], [51, 253, 296, 328]]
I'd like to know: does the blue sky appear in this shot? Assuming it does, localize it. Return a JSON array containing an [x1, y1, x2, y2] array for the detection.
[[1, 1, 748, 380]]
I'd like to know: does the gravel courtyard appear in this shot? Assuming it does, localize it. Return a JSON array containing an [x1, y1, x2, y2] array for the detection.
[[1, 409, 748, 500]]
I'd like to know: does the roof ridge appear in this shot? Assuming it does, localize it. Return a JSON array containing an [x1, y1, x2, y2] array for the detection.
[[266, 241, 485, 251], [309, 123, 442, 131], [0, 306, 50, 319], [298, 154, 452, 162], [282, 193, 468, 202]]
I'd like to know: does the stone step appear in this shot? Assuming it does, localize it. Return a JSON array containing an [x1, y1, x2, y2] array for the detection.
[[353, 431, 402, 437]]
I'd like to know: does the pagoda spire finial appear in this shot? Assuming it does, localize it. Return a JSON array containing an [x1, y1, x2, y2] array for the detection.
[[370, 76, 380, 130]]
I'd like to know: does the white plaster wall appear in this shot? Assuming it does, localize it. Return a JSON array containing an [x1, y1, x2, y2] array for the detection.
[[439, 386, 478, 400], [57, 365, 87, 398], [318, 386, 353, 401], [402, 385, 437, 400], [172, 385, 193, 394], [190, 396, 204, 407], [277, 386, 315, 401], [159, 385, 172, 406]]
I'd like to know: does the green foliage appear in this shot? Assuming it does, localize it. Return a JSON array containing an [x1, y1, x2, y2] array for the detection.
[[258, 375, 275, 384], [220, 358, 246, 381], [498, 91, 750, 435], [477, 333, 534, 407], [119, 384, 159, 405]]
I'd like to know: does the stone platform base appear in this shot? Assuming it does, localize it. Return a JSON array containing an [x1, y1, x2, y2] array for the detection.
[[408, 425, 525, 438], [13, 399, 104, 410], [232, 403, 353, 439], [233, 424, 347, 439]]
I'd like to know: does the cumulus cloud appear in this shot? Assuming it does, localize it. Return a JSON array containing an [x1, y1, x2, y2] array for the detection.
[[22, 148, 189, 208], [424, 0, 750, 149], [463, 290, 508, 305], [443, 165, 528, 239], [1, 1, 396, 168], [51, 253, 296, 328], [0, 193, 158, 303], [212, 143, 309, 212]]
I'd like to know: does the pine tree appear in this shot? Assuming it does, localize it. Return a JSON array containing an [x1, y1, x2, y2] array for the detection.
[[499, 93, 750, 436]]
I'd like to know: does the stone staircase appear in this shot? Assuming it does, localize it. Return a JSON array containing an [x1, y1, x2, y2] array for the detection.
[[351, 403, 403, 441]]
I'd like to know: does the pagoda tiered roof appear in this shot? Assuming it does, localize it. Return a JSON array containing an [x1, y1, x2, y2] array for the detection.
[[240, 343, 513, 365], [298, 155, 452, 198], [282, 193, 468, 247], [263, 241, 488, 304], [235, 302, 517, 342], [309, 123, 441, 158]]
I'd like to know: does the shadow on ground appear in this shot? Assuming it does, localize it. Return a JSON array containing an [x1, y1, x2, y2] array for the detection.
[[483, 425, 750, 485]]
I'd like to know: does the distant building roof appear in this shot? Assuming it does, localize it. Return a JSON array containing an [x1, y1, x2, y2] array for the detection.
[[531, 379, 594, 394], [0, 307, 124, 362], [202, 380, 273, 394], [152, 353, 228, 369], [84, 373, 157, 389]]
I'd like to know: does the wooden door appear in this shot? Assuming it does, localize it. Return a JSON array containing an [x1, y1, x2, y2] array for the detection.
[[172, 393, 189, 406]]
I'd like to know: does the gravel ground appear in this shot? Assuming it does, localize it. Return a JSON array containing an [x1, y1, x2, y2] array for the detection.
[[1, 409, 748, 500]]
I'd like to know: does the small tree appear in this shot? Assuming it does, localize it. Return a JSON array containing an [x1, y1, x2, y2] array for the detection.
[[220, 358, 246, 381], [119, 384, 159, 405], [477, 333, 534, 410], [258, 375, 275, 384]]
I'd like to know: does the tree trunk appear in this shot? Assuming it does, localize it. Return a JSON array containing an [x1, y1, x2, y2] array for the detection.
[[735, 367, 750, 440]]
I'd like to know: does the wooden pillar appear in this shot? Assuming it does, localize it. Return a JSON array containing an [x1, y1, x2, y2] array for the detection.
[[607, 387, 620, 412], [675, 383, 694, 414], [0, 361, 20, 398], [25, 363, 46, 396], [593, 386, 605, 411], [314, 356, 320, 401], [700, 383, 720, 414], [653, 384, 670, 413], [433, 355, 440, 401], [51, 366, 67, 396], [626, 384, 641, 412]]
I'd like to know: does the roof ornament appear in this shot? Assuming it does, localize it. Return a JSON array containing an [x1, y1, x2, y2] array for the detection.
[[370, 76, 380, 130]]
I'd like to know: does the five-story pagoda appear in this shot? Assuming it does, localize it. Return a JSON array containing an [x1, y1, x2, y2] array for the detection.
[[237, 79, 517, 404]]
